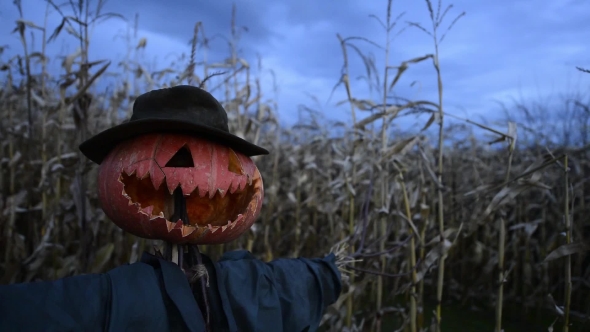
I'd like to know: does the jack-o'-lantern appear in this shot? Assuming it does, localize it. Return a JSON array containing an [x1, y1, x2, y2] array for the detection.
[[79, 85, 268, 244], [97, 133, 263, 244]]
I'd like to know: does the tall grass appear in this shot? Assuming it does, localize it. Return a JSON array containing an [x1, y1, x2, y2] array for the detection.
[[1, 0, 589, 331]]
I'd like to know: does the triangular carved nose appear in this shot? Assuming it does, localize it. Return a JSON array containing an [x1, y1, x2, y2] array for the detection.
[[165, 145, 194, 167]]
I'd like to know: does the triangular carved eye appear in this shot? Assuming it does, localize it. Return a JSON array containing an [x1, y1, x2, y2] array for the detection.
[[165, 145, 194, 167], [228, 149, 245, 175]]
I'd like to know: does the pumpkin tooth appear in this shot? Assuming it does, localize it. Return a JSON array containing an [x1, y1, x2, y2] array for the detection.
[[167, 182, 177, 195], [231, 214, 244, 229], [167, 220, 183, 232], [127, 161, 151, 180], [139, 205, 154, 216], [239, 179, 248, 192], [138, 168, 150, 180], [207, 224, 220, 233], [221, 220, 232, 232], [182, 225, 196, 237], [150, 212, 164, 221], [217, 188, 226, 198], [149, 164, 165, 190], [228, 220, 237, 230], [202, 187, 209, 198], [182, 180, 198, 196], [166, 221, 175, 231], [196, 186, 207, 198], [124, 166, 137, 177], [229, 178, 242, 194]]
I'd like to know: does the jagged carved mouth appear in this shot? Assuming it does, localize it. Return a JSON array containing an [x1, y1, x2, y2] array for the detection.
[[118, 145, 260, 235]]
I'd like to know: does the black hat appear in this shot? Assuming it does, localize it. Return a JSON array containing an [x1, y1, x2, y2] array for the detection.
[[79, 85, 269, 164]]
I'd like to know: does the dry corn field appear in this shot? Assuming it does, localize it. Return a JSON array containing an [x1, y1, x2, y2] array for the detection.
[[1, 0, 589, 331]]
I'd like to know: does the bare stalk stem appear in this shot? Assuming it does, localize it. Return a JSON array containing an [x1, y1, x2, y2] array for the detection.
[[400, 175, 417, 332], [496, 130, 514, 332], [495, 217, 505, 332], [433, 31, 446, 332], [563, 155, 571, 332]]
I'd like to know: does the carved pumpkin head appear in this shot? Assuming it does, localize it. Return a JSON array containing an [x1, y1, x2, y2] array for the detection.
[[79, 85, 269, 244], [97, 133, 263, 244]]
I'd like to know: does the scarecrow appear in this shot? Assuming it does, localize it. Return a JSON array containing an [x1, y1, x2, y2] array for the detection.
[[0, 85, 342, 332]]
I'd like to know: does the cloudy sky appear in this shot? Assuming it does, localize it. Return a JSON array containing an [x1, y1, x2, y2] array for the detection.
[[1, 0, 589, 137]]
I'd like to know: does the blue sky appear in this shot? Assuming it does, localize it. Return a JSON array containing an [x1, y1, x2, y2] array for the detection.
[[1, 0, 589, 141]]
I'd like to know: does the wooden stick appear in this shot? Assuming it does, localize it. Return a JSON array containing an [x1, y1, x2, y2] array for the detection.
[[171, 244, 179, 265], [190, 244, 211, 332], [168, 187, 211, 331]]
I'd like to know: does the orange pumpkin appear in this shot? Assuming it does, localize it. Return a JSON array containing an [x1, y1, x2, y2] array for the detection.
[[97, 133, 264, 244]]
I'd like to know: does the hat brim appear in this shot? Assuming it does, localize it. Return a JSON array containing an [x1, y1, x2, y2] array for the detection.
[[79, 118, 269, 165]]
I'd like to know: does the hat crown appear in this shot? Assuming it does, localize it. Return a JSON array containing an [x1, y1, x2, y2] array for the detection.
[[130, 85, 229, 132], [79, 84, 268, 165]]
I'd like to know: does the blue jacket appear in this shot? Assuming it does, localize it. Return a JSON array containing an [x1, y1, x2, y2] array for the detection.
[[0, 250, 342, 332]]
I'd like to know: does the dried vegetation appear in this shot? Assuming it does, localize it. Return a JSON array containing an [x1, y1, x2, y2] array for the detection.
[[1, 0, 589, 331]]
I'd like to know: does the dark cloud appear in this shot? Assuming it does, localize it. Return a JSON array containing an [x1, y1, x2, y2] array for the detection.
[[103, 0, 276, 52], [1, 0, 589, 127]]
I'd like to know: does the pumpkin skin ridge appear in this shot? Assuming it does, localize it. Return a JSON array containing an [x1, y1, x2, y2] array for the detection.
[[117, 164, 263, 243]]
